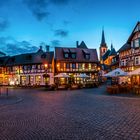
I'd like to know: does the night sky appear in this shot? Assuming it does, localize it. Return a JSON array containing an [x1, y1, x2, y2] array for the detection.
[[0, 0, 140, 55]]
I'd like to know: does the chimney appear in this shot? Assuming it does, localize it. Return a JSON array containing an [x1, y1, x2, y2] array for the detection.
[[46, 45, 50, 52], [40, 46, 42, 50], [76, 41, 79, 48]]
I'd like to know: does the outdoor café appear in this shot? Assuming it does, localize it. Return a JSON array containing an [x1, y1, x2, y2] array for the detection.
[[104, 68, 140, 95]]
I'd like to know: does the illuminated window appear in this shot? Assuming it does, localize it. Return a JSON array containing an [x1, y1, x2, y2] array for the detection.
[[89, 64, 91, 69], [82, 63, 85, 69], [35, 75, 41, 85]]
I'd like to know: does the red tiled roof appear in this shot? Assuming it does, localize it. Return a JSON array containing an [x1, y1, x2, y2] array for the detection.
[[63, 48, 69, 53], [55, 47, 99, 62]]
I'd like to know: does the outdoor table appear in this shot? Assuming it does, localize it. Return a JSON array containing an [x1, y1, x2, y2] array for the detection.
[[106, 86, 119, 94], [133, 86, 140, 95], [119, 85, 128, 93]]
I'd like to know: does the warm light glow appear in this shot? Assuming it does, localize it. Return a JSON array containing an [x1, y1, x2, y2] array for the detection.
[[9, 80, 15, 85], [44, 64, 48, 68], [98, 67, 100, 71], [57, 64, 60, 67], [89, 64, 91, 70]]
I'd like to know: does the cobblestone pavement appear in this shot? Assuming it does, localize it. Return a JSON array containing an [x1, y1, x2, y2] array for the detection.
[[1, 86, 140, 140]]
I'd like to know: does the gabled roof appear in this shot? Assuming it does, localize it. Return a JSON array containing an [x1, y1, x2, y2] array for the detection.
[[109, 44, 117, 56], [127, 21, 140, 43], [102, 49, 111, 61], [0, 51, 6, 56], [118, 21, 140, 53], [118, 43, 131, 53], [0, 56, 10, 66], [6, 51, 54, 66], [55, 47, 99, 62], [77, 41, 88, 49]]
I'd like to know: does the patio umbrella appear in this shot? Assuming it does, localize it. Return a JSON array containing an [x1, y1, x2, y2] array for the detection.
[[54, 73, 70, 78], [103, 68, 127, 77], [75, 73, 90, 78], [128, 68, 140, 75]]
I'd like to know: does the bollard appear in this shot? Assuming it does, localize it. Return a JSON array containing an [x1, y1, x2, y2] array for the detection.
[[6, 88, 8, 97]]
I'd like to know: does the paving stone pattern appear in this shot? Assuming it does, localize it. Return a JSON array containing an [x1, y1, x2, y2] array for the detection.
[[0, 86, 140, 140]]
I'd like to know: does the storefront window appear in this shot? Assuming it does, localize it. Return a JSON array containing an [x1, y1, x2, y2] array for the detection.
[[72, 63, 76, 69], [35, 75, 41, 85], [66, 63, 69, 69], [30, 76, 34, 85], [21, 76, 26, 85]]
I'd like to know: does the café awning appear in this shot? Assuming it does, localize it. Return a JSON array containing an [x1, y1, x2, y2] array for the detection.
[[54, 73, 70, 78], [104, 68, 127, 77], [75, 73, 90, 78], [128, 68, 140, 75]]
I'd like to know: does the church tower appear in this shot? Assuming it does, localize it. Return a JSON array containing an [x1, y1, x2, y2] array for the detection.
[[99, 29, 108, 63]]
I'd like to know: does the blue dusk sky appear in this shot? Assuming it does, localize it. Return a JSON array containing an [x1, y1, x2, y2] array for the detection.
[[0, 0, 139, 55]]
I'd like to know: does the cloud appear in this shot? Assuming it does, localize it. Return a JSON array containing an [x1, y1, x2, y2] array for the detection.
[[23, 0, 50, 21], [50, 0, 69, 5], [54, 29, 69, 37], [23, 0, 70, 21], [0, 17, 9, 32], [51, 40, 61, 46], [32, 10, 49, 21], [0, 37, 39, 55]]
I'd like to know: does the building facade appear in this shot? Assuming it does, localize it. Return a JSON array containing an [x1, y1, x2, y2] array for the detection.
[[118, 21, 140, 72], [0, 47, 54, 86], [55, 41, 100, 85]]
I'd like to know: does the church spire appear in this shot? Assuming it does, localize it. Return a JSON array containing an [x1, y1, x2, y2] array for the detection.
[[111, 43, 113, 50], [101, 28, 106, 46]]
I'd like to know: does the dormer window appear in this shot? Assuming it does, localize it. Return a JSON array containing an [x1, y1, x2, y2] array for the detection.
[[63, 48, 70, 59], [71, 53, 76, 59], [64, 53, 69, 58], [82, 49, 90, 60], [85, 54, 90, 60]]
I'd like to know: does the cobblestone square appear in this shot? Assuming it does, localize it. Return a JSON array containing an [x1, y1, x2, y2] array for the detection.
[[1, 86, 140, 140]]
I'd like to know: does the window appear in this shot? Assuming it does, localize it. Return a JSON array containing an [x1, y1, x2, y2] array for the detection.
[[121, 60, 124, 66], [64, 53, 69, 58], [85, 54, 90, 60], [103, 49, 106, 53], [71, 53, 76, 59], [72, 63, 76, 69], [126, 59, 128, 65], [135, 57, 139, 65], [66, 63, 69, 69], [134, 39, 139, 48], [78, 63, 82, 69]]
